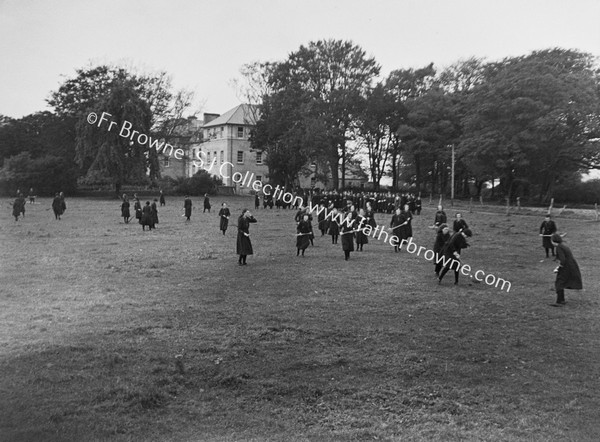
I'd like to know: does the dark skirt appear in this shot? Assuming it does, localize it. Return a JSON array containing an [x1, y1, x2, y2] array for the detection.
[[237, 232, 253, 255], [341, 233, 354, 252], [356, 229, 369, 245], [220, 217, 229, 231], [297, 234, 310, 250]]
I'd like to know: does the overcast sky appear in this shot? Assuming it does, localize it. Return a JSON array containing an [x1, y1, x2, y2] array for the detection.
[[1, 0, 599, 119]]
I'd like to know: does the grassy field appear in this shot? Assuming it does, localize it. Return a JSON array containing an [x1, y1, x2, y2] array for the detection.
[[1, 196, 599, 441]]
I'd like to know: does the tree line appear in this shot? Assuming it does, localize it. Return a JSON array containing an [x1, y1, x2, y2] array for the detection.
[[247, 40, 600, 203], [1, 41, 599, 203]]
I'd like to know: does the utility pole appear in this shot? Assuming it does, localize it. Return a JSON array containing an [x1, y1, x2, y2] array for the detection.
[[450, 144, 455, 206]]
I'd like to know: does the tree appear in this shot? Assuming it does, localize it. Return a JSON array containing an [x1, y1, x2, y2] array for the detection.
[[355, 83, 396, 189], [460, 48, 600, 202], [261, 39, 380, 189], [48, 64, 198, 184], [75, 81, 152, 195]]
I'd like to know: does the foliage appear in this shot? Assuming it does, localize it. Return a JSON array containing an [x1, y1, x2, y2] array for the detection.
[[173, 169, 223, 196], [0, 152, 78, 195], [252, 39, 380, 189]]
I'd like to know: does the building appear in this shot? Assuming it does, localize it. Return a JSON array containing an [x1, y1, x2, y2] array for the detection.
[[191, 104, 268, 194], [158, 116, 203, 181]]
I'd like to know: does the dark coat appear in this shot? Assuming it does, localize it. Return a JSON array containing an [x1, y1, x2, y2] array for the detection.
[[365, 209, 377, 228], [218, 207, 230, 231], [151, 202, 159, 225], [134, 200, 142, 219], [52, 196, 63, 216], [328, 218, 340, 236], [236, 215, 257, 255], [540, 220, 557, 249], [433, 229, 451, 254], [340, 219, 355, 252], [400, 211, 412, 239], [442, 232, 469, 260], [434, 210, 447, 226], [141, 204, 153, 226], [296, 220, 312, 250], [121, 201, 130, 218], [555, 243, 582, 290], [453, 219, 468, 233], [390, 214, 403, 237], [184, 198, 192, 218], [355, 216, 369, 245], [13, 198, 24, 218], [203, 197, 211, 209]]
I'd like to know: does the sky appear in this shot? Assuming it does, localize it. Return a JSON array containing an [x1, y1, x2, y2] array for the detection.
[[1, 0, 599, 119]]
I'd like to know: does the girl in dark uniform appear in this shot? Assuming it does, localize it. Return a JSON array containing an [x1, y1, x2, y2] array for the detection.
[[134, 198, 142, 224], [151, 199, 159, 228], [141, 201, 153, 231], [551, 233, 582, 306], [52, 193, 63, 220], [317, 203, 328, 236], [328, 208, 340, 244], [453, 213, 469, 233], [539, 215, 557, 258], [438, 229, 472, 285], [390, 208, 405, 252], [355, 208, 369, 251], [183, 195, 192, 221], [218, 202, 230, 235], [433, 224, 451, 277], [340, 212, 355, 260], [236, 209, 257, 265], [296, 214, 312, 256], [121, 194, 131, 224], [203, 194, 211, 213]]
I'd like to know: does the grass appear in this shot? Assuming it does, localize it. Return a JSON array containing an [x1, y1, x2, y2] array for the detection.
[[0, 196, 599, 441]]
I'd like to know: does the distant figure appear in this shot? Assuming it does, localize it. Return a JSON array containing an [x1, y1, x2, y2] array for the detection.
[[28, 188, 35, 204], [340, 212, 355, 261], [141, 201, 153, 231], [551, 233, 582, 306], [255, 194, 260, 210], [183, 195, 192, 221], [52, 193, 63, 220], [433, 224, 451, 277], [539, 215, 557, 259], [59, 192, 66, 216], [438, 229, 472, 285], [236, 209, 257, 265], [218, 202, 231, 235], [151, 199, 159, 228], [415, 196, 422, 215], [434, 205, 447, 227], [203, 194, 211, 213], [12, 196, 24, 221], [159, 190, 166, 206], [121, 194, 131, 223], [296, 213, 312, 256], [453, 213, 469, 233], [134, 197, 142, 224]]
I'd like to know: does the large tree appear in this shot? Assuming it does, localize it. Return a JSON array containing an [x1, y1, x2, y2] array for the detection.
[[48, 64, 197, 185], [75, 81, 152, 195], [258, 39, 380, 189], [460, 48, 600, 201]]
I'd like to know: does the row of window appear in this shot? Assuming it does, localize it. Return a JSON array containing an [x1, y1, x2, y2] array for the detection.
[[164, 150, 263, 167], [204, 126, 248, 139]]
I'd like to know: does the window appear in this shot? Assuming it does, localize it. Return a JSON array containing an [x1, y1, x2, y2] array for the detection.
[[207, 151, 211, 163], [220, 127, 224, 138], [237, 151, 244, 163], [164, 157, 170, 168], [256, 176, 262, 182], [213, 151, 217, 161], [220, 151, 224, 164], [256, 151, 263, 164], [237, 127, 244, 138]]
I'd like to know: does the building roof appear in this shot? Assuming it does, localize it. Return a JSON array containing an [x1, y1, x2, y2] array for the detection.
[[202, 103, 259, 128]]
